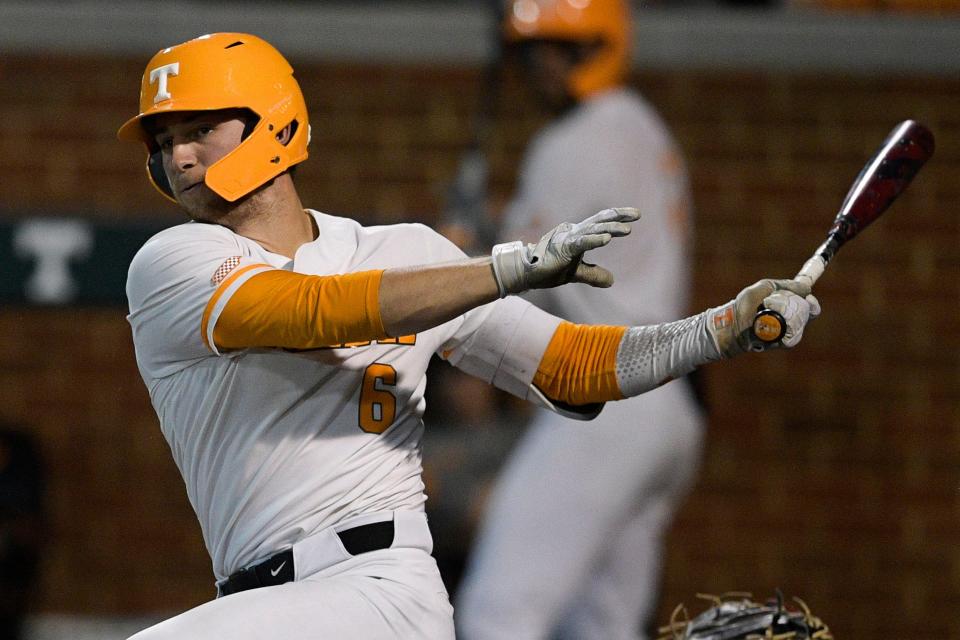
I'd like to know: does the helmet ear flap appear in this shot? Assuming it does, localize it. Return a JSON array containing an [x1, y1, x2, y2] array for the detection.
[[147, 150, 176, 202]]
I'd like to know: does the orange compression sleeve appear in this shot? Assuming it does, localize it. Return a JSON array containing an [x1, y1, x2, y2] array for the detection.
[[532, 322, 627, 405], [207, 269, 387, 351]]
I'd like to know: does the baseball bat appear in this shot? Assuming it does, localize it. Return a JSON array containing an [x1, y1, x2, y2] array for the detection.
[[440, 0, 505, 252], [752, 119, 935, 344]]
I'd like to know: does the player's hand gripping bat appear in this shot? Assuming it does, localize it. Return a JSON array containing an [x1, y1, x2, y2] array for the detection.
[[751, 119, 936, 344]]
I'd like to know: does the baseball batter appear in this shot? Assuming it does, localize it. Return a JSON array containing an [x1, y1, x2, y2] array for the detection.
[[118, 32, 818, 639], [457, 2, 704, 638]]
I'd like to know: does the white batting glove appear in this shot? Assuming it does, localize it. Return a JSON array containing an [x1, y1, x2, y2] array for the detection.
[[706, 278, 821, 358], [490, 207, 640, 297], [763, 288, 821, 348]]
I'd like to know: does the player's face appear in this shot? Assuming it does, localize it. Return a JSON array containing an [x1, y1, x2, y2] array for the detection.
[[519, 40, 579, 113], [148, 109, 250, 217]]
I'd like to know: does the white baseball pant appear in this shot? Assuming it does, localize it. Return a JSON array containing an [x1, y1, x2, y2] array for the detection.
[[129, 511, 454, 640]]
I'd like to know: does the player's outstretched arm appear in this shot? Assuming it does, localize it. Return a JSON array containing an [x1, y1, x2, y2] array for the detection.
[[530, 278, 821, 410], [211, 208, 639, 351], [379, 207, 639, 337]]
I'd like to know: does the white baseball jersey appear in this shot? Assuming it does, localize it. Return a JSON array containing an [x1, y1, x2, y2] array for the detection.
[[126, 209, 560, 583], [457, 87, 705, 640]]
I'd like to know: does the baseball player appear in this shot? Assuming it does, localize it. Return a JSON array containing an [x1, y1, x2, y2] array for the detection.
[[456, 2, 705, 638], [117, 32, 818, 639]]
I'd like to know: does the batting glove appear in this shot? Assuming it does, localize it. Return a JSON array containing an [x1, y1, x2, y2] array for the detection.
[[490, 207, 640, 298], [707, 278, 821, 358]]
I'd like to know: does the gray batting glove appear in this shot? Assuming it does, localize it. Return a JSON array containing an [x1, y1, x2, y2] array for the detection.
[[490, 207, 640, 298], [706, 278, 821, 358]]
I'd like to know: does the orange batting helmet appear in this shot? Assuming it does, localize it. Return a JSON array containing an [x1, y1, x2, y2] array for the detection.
[[117, 33, 309, 203], [503, 0, 631, 100]]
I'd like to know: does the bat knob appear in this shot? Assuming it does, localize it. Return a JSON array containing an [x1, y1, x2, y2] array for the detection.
[[751, 307, 786, 344]]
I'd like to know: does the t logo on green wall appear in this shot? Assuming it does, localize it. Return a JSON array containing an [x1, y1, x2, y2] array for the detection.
[[0, 215, 170, 306], [14, 219, 93, 304]]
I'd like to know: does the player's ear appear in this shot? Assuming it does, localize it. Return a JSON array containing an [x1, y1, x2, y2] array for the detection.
[[276, 124, 293, 146], [276, 124, 298, 181]]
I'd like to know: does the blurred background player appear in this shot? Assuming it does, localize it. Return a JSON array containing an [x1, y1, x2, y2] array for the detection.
[[455, 1, 706, 638]]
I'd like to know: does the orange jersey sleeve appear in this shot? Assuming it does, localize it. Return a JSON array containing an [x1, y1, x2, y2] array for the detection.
[[533, 321, 627, 405], [201, 267, 387, 351]]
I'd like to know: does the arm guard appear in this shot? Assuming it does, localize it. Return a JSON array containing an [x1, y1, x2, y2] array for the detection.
[[203, 268, 387, 352], [532, 311, 722, 409], [614, 311, 721, 398]]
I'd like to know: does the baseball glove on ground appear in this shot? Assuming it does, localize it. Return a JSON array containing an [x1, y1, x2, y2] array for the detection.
[[658, 591, 833, 639]]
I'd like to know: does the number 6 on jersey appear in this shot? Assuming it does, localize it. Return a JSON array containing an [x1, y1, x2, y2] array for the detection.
[[359, 363, 398, 433]]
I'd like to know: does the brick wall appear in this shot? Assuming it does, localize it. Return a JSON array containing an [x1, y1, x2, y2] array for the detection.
[[0, 52, 957, 639]]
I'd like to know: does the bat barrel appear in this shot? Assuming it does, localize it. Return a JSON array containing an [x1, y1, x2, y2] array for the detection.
[[752, 119, 935, 346], [833, 120, 935, 243]]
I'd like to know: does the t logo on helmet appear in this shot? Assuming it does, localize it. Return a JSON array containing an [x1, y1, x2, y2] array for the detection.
[[149, 62, 180, 104]]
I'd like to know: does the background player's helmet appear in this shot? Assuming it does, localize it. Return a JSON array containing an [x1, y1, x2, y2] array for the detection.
[[117, 33, 309, 203], [503, 0, 631, 100]]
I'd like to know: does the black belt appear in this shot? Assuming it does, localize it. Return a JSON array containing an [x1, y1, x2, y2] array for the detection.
[[218, 520, 395, 597]]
